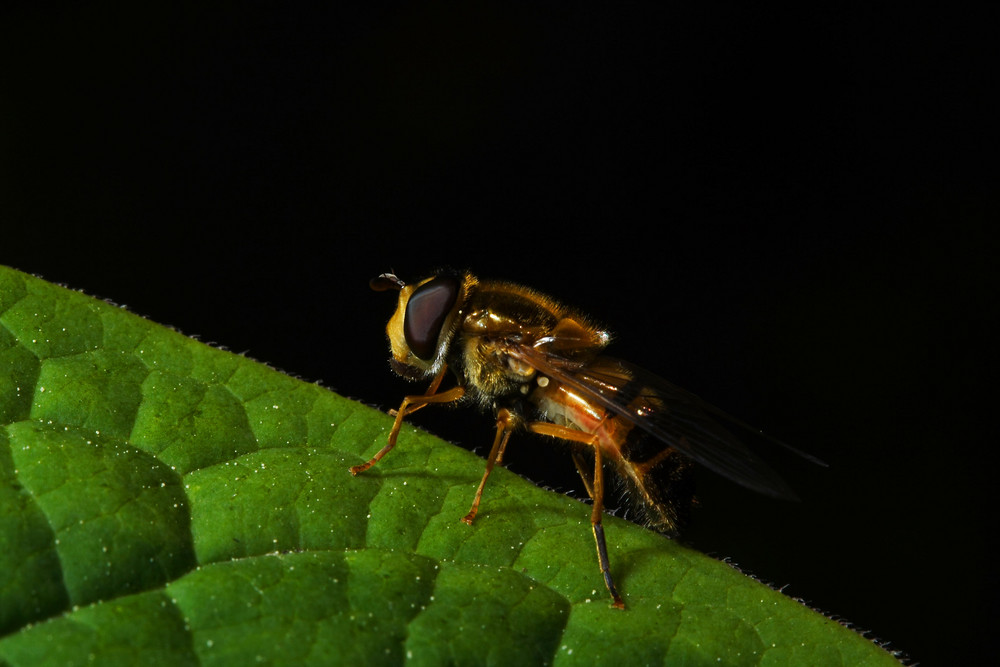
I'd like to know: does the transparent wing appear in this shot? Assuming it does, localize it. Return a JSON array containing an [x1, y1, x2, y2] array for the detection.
[[508, 344, 823, 501]]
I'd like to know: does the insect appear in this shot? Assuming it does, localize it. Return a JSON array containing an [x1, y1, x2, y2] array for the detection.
[[350, 269, 819, 609]]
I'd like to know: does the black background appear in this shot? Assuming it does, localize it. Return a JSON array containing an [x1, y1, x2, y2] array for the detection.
[[3, 4, 996, 664]]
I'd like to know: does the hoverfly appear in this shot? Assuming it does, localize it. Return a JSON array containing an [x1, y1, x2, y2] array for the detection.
[[351, 269, 819, 609]]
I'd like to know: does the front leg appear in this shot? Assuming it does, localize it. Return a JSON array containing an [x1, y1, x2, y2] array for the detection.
[[349, 366, 465, 475]]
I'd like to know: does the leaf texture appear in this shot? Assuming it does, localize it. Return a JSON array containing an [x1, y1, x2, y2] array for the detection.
[[0, 266, 900, 666]]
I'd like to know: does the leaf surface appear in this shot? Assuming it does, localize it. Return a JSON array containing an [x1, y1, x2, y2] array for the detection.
[[0, 266, 899, 665]]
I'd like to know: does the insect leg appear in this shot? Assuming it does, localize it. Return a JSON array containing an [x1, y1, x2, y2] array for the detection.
[[590, 442, 625, 609], [349, 367, 465, 475], [462, 408, 514, 525], [387, 363, 448, 418], [571, 449, 597, 500], [526, 422, 626, 609]]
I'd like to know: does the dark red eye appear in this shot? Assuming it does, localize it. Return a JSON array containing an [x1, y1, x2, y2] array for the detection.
[[404, 276, 459, 360]]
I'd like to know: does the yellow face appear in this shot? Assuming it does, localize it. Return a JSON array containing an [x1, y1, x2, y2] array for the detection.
[[385, 283, 419, 369]]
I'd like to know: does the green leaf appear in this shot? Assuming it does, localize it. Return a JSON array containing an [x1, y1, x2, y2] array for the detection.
[[0, 265, 898, 666]]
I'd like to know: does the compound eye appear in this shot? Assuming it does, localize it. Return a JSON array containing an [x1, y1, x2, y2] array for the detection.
[[404, 276, 459, 360]]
